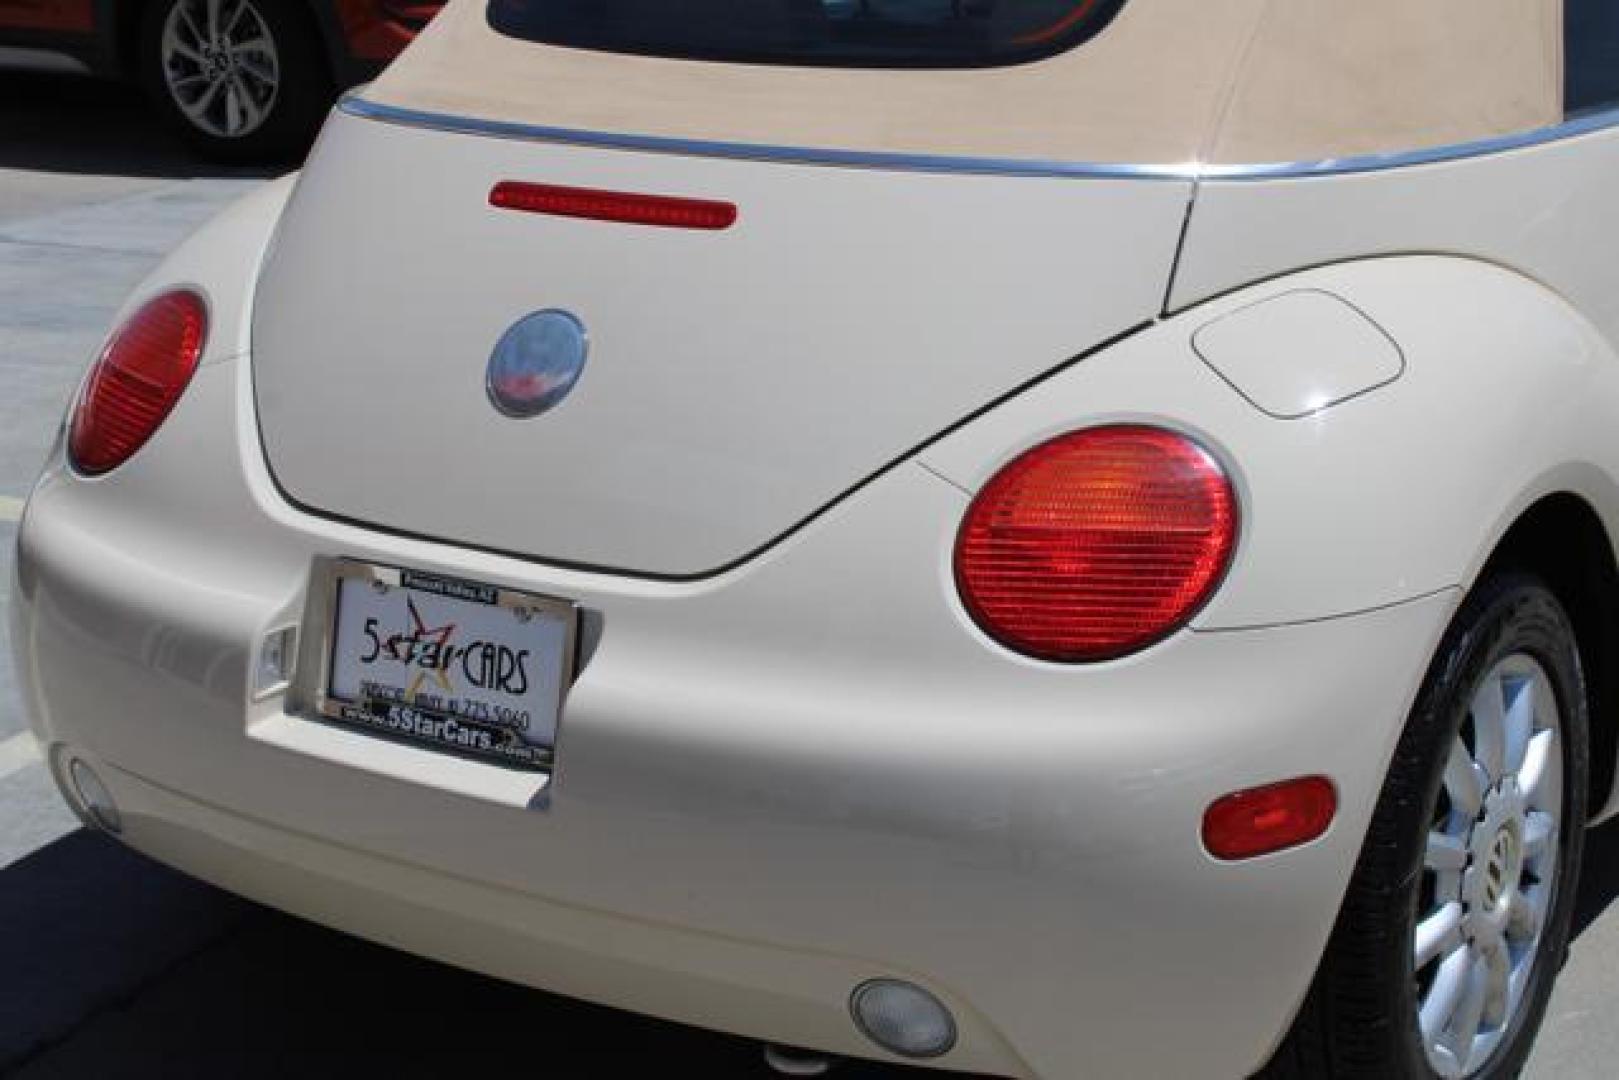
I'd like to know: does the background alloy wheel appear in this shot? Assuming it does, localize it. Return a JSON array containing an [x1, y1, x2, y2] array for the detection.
[[1263, 574, 1589, 1080], [159, 0, 281, 141], [140, 0, 333, 164]]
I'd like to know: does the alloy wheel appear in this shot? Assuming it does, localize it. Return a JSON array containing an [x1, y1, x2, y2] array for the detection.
[[1414, 652, 1564, 1077], [160, 0, 280, 140]]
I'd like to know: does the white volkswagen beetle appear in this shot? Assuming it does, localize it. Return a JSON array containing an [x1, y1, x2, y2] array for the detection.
[[14, 1, 1619, 1077]]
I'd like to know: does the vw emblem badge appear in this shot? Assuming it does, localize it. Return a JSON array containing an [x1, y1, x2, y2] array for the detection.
[[486, 309, 589, 418]]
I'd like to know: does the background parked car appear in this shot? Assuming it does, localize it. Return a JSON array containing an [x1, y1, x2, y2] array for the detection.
[[0, 1, 442, 161]]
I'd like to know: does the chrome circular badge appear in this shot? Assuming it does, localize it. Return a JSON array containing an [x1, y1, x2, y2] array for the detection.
[[486, 309, 589, 418]]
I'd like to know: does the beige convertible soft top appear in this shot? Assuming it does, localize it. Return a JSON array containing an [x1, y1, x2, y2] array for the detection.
[[365, 0, 1563, 167]]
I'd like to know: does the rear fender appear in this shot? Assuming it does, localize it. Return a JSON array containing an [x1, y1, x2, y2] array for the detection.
[[921, 255, 1619, 633], [96, 173, 298, 372]]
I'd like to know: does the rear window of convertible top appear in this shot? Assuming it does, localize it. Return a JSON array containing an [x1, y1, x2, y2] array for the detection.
[[487, 0, 1128, 68]]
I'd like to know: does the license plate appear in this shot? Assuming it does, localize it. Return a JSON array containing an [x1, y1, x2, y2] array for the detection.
[[316, 562, 577, 771]]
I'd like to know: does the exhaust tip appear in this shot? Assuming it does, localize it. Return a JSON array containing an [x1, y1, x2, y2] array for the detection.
[[66, 757, 122, 834], [763, 1044, 836, 1076]]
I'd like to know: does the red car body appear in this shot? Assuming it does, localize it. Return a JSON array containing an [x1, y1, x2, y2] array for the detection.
[[0, 1, 439, 82]]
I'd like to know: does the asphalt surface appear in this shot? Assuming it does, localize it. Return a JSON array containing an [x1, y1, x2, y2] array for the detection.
[[0, 68, 1616, 1079]]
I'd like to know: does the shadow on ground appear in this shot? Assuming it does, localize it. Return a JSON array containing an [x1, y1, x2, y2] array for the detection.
[[0, 71, 275, 180], [1571, 812, 1619, 938], [0, 831, 976, 1079], [10, 812, 1619, 1078]]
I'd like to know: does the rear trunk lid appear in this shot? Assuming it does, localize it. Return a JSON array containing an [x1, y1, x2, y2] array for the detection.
[[251, 107, 1189, 576]]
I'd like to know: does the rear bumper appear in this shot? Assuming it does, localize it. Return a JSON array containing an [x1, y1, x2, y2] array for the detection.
[[12, 352, 1456, 1079]]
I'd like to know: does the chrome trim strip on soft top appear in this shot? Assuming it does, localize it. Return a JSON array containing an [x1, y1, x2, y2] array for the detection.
[[337, 93, 1190, 180], [339, 94, 1619, 182], [1200, 106, 1619, 180]]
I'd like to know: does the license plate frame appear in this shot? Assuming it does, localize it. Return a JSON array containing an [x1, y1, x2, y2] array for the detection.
[[305, 559, 578, 772]]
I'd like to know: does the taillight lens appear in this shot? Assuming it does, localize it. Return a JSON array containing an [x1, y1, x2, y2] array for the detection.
[[69, 290, 207, 476], [954, 425, 1238, 662]]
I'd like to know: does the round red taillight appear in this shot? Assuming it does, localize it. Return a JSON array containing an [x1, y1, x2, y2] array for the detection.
[[954, 425, 1238, 662], [69, 289, 207, 476]]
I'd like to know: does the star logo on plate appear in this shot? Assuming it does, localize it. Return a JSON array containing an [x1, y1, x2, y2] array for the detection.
[[388, 597, 457, 699]]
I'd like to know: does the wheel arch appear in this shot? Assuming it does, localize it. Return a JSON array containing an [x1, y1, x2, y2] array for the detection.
[[99, 0, 140, 75], [1471, 489, 1619, 822], [1323, 251, 1619, 825]]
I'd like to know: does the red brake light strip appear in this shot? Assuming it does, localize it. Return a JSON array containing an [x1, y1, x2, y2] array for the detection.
[[490, 181, 738, 230]]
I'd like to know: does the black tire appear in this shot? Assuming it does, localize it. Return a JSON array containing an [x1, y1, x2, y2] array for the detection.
[[137, 0, 333, 164], [1263, 574, 1589, 1079]]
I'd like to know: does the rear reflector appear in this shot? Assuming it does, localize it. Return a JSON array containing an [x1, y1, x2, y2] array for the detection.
[[490, 181, 738, 230], [1203, 776, 1337, 861]]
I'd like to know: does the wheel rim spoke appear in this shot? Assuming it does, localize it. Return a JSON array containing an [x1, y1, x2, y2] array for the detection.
[[233, 35, 274, 57], [1482, 940, 1512, 1026], [1520, 729, 1558, 806], [237, 55, 274, 85], [1421, 945, 1475, 1045], [232, 76, 265, 132], [223, 0, 249, 38], [1431, 1044, 1465, 1080], [178, 76, 224, 121], [1427, 830, 1468, 873], [227, 80, 255, 135], [1502, 673, 1535, 778], [1508, 885, 1546, 942], [1471, 677, 1508, 783], [1446, 956, 1490, 1067], [1416, 901, 1464, 968], [1523, 810, 1556, 859], [1444, 736, 1486, 816], [178, 4, 206, 45]]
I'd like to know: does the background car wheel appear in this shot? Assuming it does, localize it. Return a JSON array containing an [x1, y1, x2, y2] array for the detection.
[[1263, 574, 1588, 1080], [138, 0, 333, 164]]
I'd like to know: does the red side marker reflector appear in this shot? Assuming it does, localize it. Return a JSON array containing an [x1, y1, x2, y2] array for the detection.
[[490, 181, 738, 230], [1202, 776, 1337, 861]]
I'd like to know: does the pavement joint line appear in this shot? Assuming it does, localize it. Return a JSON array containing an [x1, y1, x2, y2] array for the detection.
[[0, 234, 166, 259], [0, 495, 23, 522], [0, 732, 42, 781]]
